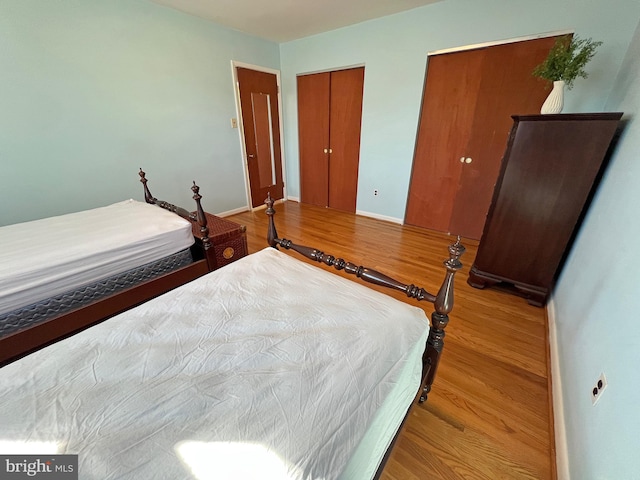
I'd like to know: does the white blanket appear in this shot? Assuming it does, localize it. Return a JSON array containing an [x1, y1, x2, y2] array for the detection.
[[0, 200, 194, 315], [0, 248, 429, 479]]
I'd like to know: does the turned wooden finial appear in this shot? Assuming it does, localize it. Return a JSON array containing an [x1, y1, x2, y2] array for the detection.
[[139, 168, 155, 204], [265, 192, 275, 214], [191, 181, 201, 200], [434, 236, 465, 316], [265, 192, 278, 248], [191, 181, 211, 250]]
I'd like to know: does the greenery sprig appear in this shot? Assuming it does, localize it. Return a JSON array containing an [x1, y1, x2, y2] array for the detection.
[[533, 35, 603, 90]]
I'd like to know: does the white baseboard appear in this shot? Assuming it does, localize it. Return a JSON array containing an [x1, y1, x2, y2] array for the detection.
[[547, 296, 570, 480], [282, 202, 402, 224], [215, 206, 250, 217], [355, 209, 403, 224]]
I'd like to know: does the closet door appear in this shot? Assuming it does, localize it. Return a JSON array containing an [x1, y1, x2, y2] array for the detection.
[[298, 67, 364, 212], [298, 72, 330, 207], [327, 67, 364, 212], [405, 49, 484, 234], [405, 35, 560, 239]]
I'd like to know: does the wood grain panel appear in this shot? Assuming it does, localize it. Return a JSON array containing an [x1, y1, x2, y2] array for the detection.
[[328, 67, 364, 212], [448, 36, 560, 239], [405, 49, 485, 231], [469, 113, 621, 305], [297, 72, 331, 207], [407, 36, 561, 240], [237, 67, 284, 207]]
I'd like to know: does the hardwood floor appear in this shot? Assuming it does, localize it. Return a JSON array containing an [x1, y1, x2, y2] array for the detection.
[[226, 200, 554, 480]]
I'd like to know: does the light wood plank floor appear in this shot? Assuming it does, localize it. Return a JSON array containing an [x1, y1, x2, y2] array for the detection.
[[227, 200, 554, 480]]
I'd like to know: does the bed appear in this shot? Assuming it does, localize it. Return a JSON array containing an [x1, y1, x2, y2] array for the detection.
[[0, 171, 215, 366], [0, 192, 465, 479]]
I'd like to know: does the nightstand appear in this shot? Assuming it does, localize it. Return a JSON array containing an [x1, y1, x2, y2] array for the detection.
[[191, 212, 248, 270]]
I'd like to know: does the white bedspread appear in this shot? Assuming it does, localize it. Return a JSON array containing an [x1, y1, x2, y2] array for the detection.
[[0, 200, 194, 315], [0, 247, 429, 480]]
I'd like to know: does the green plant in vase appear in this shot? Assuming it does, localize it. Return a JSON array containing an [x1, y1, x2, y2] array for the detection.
[[533, 35, 603, 113]]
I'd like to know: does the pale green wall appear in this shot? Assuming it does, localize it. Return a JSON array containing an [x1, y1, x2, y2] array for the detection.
[[0, 0, 279, 226], [279, 0, 640, 221], [553, 17, 640, 479]]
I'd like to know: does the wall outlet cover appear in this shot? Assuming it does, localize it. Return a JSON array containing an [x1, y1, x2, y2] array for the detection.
[[591, 372, 608, 406]]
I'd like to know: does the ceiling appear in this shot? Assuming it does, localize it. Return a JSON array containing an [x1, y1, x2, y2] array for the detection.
[[150, 0, 442, 43]]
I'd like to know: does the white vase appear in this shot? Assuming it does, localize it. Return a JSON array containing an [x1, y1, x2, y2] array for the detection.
[[540, 80, 565, 114]]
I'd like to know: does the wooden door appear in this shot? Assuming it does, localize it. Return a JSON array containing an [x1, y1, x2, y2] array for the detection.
[[405, 36, 561, 239], [298, 72, 331, 207], [298, 67, 364, 212], [405, 50, 485, 234], [327, 67, 364, 212], [237, 67, 284, 208]]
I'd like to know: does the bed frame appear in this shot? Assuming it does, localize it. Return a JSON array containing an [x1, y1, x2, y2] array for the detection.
[[138, 169, 218, 271], [264, 194, 465, 402], [0, 173, 214, 367]]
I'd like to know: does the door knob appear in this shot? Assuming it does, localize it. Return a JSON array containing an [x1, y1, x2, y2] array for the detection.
[[460, 156, 472, 164], [248, 154, 255, 158], [324, 149, 328, 153]]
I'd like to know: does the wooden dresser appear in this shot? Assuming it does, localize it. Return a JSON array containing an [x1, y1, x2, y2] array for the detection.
[[192, 213, 248, 271], [468, 113, 622, 306]]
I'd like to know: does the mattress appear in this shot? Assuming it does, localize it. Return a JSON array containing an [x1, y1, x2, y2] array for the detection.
[[0, 199, 195, 315], [0, 248, 194, 338], [0, 247, 430, 480]]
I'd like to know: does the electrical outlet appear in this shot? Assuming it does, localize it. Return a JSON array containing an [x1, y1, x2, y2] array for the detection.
[[591, 372, 607, 406], [374, 189, 378, 196]]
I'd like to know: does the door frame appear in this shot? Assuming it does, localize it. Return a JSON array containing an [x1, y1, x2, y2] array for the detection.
[[296, 62, 365, 77], [427, 29, 573, 57], [231, 60, 287, 210]]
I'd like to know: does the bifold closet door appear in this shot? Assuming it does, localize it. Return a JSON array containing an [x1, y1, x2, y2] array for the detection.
[[405, 50, 483, 235], [327, 68, 364, 212], [298, 72, 331, 207], [298, 67, 364, 212], [405, 35, 560, 240]]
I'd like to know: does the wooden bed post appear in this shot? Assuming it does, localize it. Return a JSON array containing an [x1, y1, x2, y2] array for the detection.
[[265, 193, 279, 248], [419, 237, 465, 402], [190, 182, 211, 251], [139, 168, 156, 204]]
